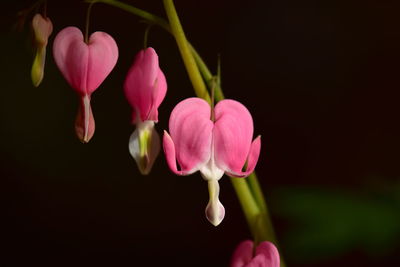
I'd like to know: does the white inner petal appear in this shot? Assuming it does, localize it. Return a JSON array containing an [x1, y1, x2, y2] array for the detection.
[[128, 120, 157, 174], [199, 137, 224, 181]]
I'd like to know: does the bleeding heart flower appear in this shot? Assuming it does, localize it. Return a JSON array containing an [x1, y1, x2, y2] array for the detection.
[[124, 47, 167, 174], [53, 26, 118, 143], [31, 13, 53, 87], [231, 240, 280, 267], [163, 97, 261, 226]]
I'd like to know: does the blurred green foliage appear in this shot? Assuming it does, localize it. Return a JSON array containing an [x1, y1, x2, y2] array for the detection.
[[271, 184, 400, 263]]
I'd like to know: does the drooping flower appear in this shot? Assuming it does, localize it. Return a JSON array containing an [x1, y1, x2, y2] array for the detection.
[[163, 97, 261, 226], [31, 13, 53, 87], [53, 26, 118, 143], [124, 47, 167, 174], [231, 240, 280, 267]]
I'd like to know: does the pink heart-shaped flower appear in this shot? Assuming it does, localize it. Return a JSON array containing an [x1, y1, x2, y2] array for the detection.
[[231, 240, 280, 267], [53, 26, 118, 142], [163, 97, 261, 226]]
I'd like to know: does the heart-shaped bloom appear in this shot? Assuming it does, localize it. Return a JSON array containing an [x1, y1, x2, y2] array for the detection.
[[31, 13, 53, 87], [231, 240, 280, 267], [124, 47, 167, 174], [163, 97, 261, 226], [53, 26, 118, 143]]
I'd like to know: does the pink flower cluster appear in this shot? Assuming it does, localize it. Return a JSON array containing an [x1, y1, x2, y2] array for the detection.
[[30, 8, 278, 266], [51, 23, 261, 225], [53, 27, 118, 143]]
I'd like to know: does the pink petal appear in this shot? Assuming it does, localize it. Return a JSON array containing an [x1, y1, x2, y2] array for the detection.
[[230, 241, 280, 267], [163, 131, 185, 175], [147, 68, 167, 121], [53, 27, 118, 95], [53, 27, 88, 94], [225, 136, 261, 178], [86, 32, 119, 94], [124, 47, 167, 123], [255, 242, 280, 267], [230, 240, 254, 267], [164, 98, 213, 175], [213, 99, 259, 177]]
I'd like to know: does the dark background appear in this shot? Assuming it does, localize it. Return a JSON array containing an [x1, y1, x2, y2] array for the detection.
[[1, 0, 400, 266]]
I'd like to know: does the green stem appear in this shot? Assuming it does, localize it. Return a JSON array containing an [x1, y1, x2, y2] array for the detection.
[[163, 0, 210, 103], [247, 173, 286, 266], [230, 178, 260, 238], [90, 0, 170, 32], [143, 24, 152, 48], [247, 173, 267, 213], [190, 44, 225, 101], [210, 77, 216, 122], [85, 1, 96, 43]]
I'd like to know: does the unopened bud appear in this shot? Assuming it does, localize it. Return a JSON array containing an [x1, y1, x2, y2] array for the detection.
[[31, 14, 52, 87]]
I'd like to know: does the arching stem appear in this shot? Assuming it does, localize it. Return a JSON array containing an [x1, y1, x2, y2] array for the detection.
[[85, 1, 96, 43]]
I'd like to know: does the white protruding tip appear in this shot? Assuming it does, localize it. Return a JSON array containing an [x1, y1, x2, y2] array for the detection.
[[205, 198, 225, 226], [205, 180, 225, 226]]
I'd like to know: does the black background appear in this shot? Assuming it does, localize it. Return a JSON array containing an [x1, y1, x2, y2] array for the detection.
[[1, 0, 400, 266]]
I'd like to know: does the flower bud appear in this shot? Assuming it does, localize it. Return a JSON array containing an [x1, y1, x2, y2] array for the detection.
[[31, 14, 53, 87]]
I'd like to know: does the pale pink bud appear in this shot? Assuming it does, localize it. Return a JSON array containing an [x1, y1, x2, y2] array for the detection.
[[31, 13, 53, 87], [53, 27, 118, 143], [231, 240, 280, 267]]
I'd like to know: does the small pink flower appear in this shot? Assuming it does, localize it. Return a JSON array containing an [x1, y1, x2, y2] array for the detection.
[[31, 13, 53, 87], [231, 240, 280, 267], [53, 27, 118, 143], [163, 97, 261, 226], [124, 47, 167, 174]]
